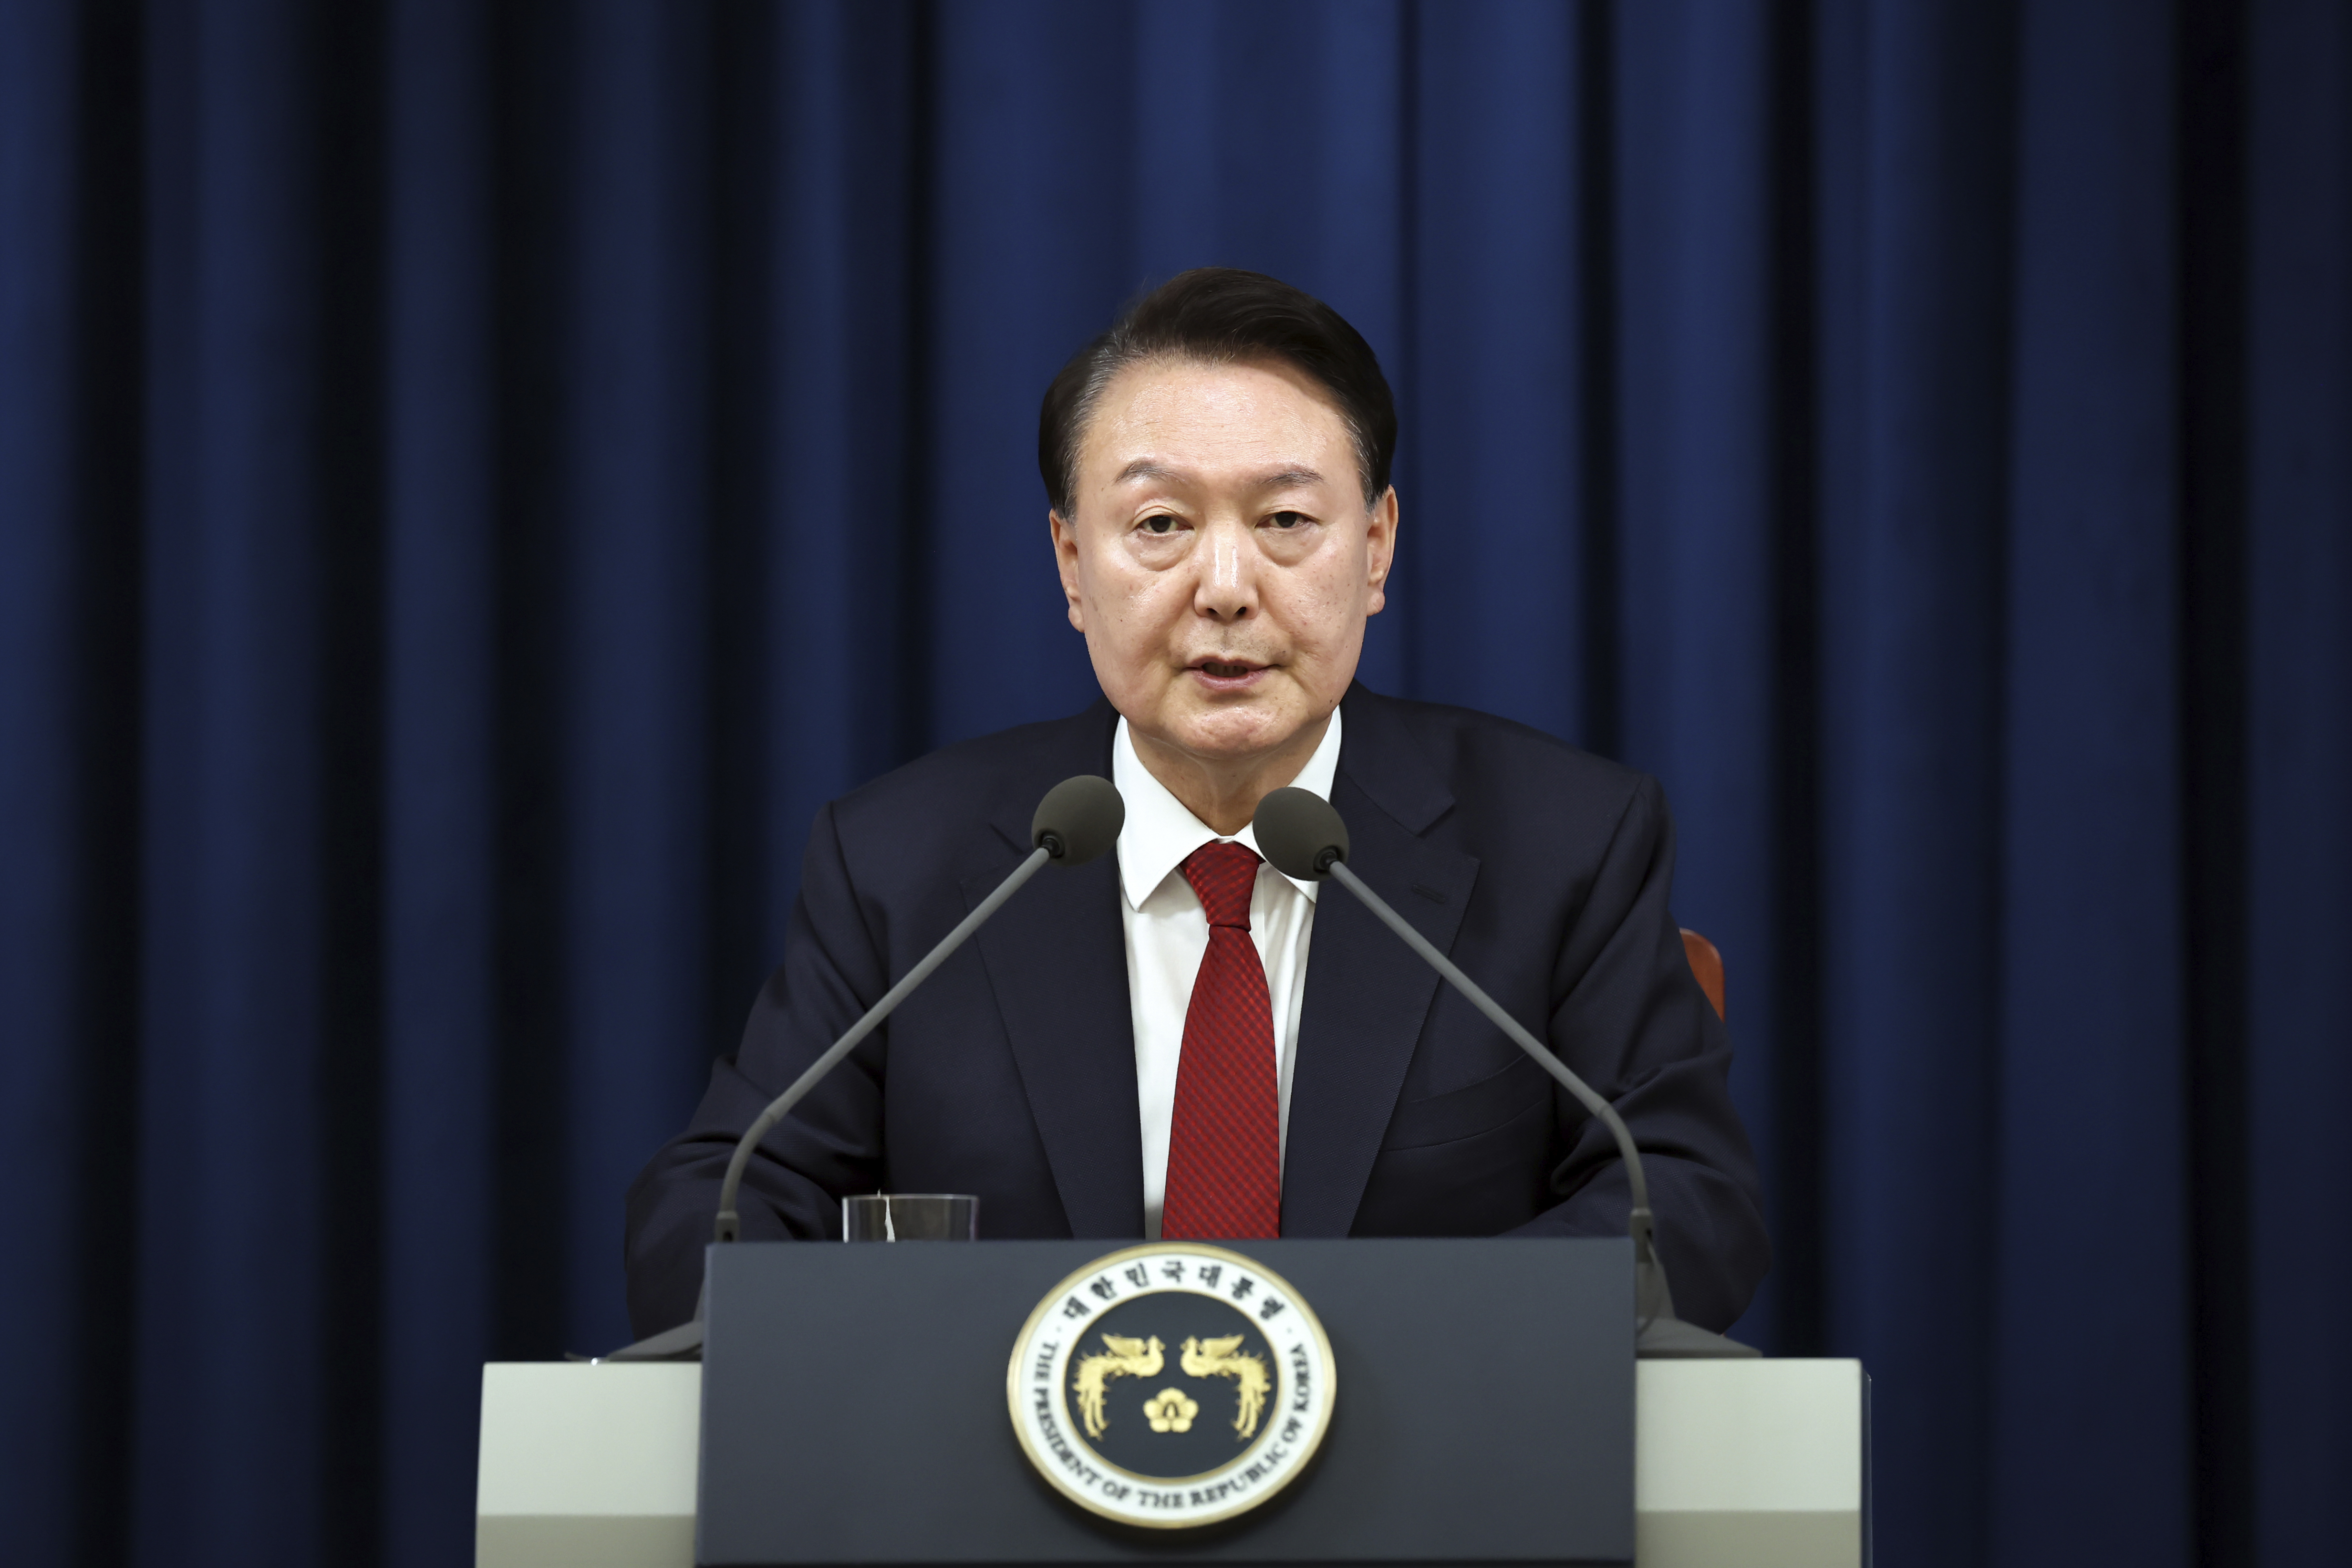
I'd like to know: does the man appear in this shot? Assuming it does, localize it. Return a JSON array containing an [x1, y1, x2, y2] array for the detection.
[[625, 269, 1768, 1335]]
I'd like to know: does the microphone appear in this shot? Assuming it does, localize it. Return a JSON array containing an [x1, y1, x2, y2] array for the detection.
[[1253, 787, 1756, 1359], [597, 775, 1124, 1361], [715, 773, 1124, 1241]]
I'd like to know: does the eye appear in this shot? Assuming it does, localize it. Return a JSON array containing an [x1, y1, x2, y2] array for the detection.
[[1267, 510, 1309, 530], [1140, 513, 1181, 535]]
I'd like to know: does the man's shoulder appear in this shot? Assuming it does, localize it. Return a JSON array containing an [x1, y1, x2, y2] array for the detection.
[[1343, 686, 1651, 821], [825, 701, 1119, 858]]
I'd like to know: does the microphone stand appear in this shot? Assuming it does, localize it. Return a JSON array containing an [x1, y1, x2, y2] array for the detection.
[[711, 845, 1054, 1245], [594, 848, 1054, 1362], [594, 777, 1124, 1361], [1320, 858, 1757, 1359]]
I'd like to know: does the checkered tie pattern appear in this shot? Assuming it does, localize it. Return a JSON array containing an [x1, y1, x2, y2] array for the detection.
[[1160, 840, 1282, 1240]]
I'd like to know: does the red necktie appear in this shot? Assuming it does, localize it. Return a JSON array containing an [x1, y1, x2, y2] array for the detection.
[[1160, 840, 1282, 1239]]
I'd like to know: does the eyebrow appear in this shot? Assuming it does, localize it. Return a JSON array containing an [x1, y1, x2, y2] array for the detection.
[[1111, 460, 1330, 490]]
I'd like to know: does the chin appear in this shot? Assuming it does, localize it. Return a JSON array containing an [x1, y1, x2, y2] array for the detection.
[[1165, 701, 1309, 760]]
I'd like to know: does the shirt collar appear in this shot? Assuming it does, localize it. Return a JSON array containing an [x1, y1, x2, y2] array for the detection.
[[1111, 707, 1345, 912]]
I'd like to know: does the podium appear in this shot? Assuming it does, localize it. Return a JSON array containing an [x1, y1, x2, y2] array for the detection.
[[479, 1240, 1866, 1567]]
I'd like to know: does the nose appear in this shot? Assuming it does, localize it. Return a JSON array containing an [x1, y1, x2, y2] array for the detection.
[[1193, 516, 1259, 623]]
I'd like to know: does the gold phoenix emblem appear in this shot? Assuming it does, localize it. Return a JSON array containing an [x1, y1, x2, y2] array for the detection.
[[1141, 1388, 1199, 1432], [1181, 1334, 1270, 1441], [1010, 1244, 1337, 1530], [1071, 1333, 1163, 1438]]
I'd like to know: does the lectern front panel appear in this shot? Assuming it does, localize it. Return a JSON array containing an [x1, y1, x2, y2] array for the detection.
[[697, 1237, 1633, 1566]]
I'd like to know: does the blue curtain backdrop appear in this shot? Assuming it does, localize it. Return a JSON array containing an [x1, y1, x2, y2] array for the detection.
[[2, 1, 2346, 1565]]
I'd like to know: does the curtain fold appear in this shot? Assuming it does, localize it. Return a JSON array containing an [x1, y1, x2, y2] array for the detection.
[[2246, 4, 2352, 1564], [380, 0, 496, 1559], [2, 3, 2344, 1566], [1812, 0, 2021, 1554]]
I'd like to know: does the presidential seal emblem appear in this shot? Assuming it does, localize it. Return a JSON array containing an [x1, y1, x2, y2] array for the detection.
[[1006, 1244, 1336, 1528]]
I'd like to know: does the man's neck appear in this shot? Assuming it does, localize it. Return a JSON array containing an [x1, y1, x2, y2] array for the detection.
[[1130, 713, 1334, 836]]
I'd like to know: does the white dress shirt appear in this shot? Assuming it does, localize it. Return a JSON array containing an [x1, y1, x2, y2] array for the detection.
[[1112, 709, 1343, 1240]]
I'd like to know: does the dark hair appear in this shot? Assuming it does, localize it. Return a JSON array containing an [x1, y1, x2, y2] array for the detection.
[[1037, 268, 1397, 515]]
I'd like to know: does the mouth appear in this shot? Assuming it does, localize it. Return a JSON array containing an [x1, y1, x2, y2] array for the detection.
[[1186, 656, 1272, 688]]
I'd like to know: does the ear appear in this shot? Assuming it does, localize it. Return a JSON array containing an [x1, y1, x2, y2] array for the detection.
[[1050, 510, 1086, 632], [1362, 486, 1399, 617]]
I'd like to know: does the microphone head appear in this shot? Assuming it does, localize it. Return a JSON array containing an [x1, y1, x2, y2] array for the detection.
[[1032, 775, 1124, 865], [1253, 788, 1348, 880]]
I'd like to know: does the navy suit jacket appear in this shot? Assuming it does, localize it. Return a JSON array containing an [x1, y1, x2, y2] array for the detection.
[[624, 685, 1770, 1335]]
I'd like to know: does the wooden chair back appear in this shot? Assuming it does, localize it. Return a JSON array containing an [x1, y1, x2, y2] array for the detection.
[[1679, 929, 1726, 1021]]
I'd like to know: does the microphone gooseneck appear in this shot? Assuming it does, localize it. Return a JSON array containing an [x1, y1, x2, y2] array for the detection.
[[1252, 787, 1755, 1360], [597, 776, 1125, 1362], [714, 774, 1126, 1245]]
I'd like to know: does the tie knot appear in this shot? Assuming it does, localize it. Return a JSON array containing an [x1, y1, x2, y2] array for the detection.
[[1180, 840, 1262, 930]]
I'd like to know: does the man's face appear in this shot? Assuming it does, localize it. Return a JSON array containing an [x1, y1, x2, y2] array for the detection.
[[1051, 356, 1396, 770]]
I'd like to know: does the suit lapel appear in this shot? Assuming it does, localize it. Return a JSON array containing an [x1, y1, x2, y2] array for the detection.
[[968, 853, 1143, 1236], [948, 690, 1471, 1240], [1281, 689, 1479, 1236], [961, 704, 1144, 1237]]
